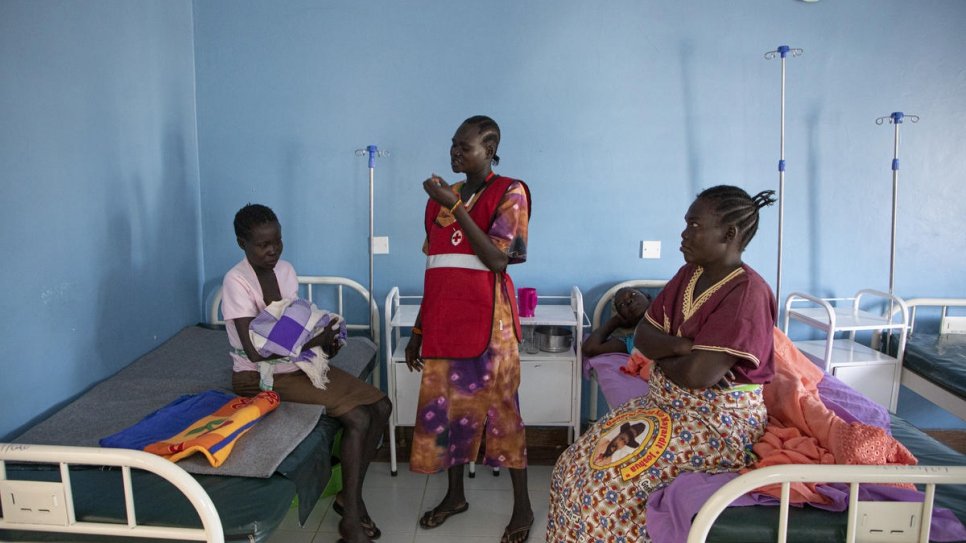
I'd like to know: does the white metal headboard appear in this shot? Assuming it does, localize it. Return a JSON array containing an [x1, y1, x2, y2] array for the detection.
[[588, 279, 667, 421], [901, 297, 966, 336], [592, 279, 669, 329], [209, 275, 381, 387], [210, 275, 378, 334]]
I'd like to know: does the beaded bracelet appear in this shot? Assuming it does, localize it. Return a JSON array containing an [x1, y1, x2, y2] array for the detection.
[[411, 326, 423, 335]]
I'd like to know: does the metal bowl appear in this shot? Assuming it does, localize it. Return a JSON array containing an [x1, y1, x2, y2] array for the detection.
[[534, 325, 573, 353]]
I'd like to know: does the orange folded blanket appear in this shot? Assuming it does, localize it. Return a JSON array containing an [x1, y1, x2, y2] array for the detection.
[[744, 329, 916, 504]]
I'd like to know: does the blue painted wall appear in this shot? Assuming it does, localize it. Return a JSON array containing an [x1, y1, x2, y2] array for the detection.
[[0, 1, 202, 439], [3, 1, 963, 439], [193, 1, 965, 428]]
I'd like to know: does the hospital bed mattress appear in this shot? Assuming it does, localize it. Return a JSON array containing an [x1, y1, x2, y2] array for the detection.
[[1, 324, 375, 543], [705, 415, 966, 542], [903, 333, 966, 400]]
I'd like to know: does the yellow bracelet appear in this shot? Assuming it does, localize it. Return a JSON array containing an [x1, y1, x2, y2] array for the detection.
[[449, 199, 463, 213], [411, 326, 423, 335]]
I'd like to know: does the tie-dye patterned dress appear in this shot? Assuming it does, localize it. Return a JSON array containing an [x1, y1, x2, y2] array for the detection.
[[409, 180, 531, 473], [547, 263, 776, 542]]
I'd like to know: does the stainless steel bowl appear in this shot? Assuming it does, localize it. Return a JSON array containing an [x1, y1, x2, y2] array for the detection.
[[534, 325, 573, 353]]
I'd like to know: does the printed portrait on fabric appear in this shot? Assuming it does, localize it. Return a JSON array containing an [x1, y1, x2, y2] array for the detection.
[[589, 407, 672, 480]]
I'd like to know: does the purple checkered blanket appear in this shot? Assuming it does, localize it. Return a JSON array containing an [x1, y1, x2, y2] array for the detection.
[[249, 298, 347, 390]]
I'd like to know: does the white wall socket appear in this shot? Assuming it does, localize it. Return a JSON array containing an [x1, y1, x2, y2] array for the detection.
[[372, 236, 389, 254], [641, 240, 661, 259]]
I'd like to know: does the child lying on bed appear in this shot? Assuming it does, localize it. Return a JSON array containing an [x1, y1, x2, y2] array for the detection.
[[222, 203, 391, 543], [582, 287, 654, 379]]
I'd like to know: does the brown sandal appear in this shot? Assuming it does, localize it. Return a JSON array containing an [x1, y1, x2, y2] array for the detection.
[[501, 512, 534, 543], [418, 502, 469, 529], [332, 498, 381, 539]]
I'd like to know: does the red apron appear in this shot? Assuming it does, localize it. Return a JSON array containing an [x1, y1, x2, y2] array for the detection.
[[420, 175, 530, 359]]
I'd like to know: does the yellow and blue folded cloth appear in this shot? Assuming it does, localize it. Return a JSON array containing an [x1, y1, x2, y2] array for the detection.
[[100, 389, 279, 467]]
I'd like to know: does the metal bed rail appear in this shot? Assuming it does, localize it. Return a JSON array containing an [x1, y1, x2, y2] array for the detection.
[[0, 443, 224, 542], [588, 279, 668, 421], [688, 464, 966, 543], [210, 274, 381, 387], [899, 298, 966, 336]]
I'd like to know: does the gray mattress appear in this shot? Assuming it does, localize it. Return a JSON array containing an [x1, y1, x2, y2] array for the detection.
[[903, 333, 966, 400]]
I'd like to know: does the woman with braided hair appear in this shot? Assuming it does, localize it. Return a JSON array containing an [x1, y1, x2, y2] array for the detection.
[[547, 185, 778, 542], [405, 116, 534, 543]]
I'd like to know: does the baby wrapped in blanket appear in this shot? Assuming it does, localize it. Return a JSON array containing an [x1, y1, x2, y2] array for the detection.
[[248, 298, 347, 391]]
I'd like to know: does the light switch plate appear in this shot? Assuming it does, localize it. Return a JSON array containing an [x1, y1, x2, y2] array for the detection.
[[372, 236, 389, 254], [641, 241, 661, 259]]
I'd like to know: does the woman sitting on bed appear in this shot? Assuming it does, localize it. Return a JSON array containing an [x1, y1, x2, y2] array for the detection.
[[547, 185, 777, 543], [222, 204, 391, 543]]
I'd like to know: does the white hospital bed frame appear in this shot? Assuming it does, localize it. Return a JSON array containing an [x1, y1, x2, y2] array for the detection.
[[688, 464, 966, 543], [0, 443, 223, 542], [1, 275, 377, 543], [588, 279, 668, 421], [896, 297, 966, 421]]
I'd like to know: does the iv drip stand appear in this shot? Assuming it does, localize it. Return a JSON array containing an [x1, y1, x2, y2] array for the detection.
[[355, 145, 389, 341], [765, 45, 803, 320], [875, 112, 918, 350]]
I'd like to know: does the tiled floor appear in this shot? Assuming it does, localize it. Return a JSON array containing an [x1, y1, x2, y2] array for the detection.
[[267, 462, 552, 543]]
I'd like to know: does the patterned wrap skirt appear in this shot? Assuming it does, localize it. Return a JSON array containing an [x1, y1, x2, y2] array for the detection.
[[409, 283, 528, 473], [546, 367, 766, 542]]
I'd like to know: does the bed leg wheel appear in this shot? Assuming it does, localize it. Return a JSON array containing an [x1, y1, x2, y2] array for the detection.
[[391, 469, 398, 476], [493, 468, 500, 477], [469, 470, 476, 478]]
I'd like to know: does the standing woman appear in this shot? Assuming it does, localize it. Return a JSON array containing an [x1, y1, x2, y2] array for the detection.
[[405, 116, 534, 543]]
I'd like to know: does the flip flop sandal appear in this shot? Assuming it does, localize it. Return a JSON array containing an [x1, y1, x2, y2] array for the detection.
[[332, 499, 382, 540], [501, 513, 534, 543], [418, 502, 470, 529]]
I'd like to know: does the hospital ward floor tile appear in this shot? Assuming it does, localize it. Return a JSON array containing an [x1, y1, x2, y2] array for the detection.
[[925, 429, 966, 455], [268, 462, 553, 543]]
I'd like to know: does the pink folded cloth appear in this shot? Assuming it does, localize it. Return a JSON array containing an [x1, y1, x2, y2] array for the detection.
[[619, 347, 654, 381], [745, 329, 917, 504]]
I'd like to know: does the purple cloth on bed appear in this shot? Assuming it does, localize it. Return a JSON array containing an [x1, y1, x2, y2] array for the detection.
[[584, 352, 650, 408], [817, 371, 892, 432], [647, 471, 966, 543], [585, 352, 890, 430]]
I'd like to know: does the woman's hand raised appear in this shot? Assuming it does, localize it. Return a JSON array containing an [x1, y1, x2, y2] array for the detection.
[[422, 174, 459, 209]]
